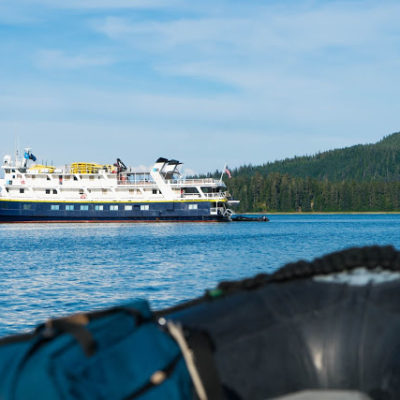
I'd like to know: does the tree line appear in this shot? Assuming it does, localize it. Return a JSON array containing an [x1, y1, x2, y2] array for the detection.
[[233, 137, 400, 183], [226, 173, 400, 212], [211, 132, 400, 212]]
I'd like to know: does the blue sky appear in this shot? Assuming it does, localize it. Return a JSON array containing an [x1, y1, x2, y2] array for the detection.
[[0, 0, 399, 173]]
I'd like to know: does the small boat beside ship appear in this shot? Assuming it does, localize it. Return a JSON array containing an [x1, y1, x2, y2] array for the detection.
[[231, 214, 269, 222], [0, 149, 237, 223]]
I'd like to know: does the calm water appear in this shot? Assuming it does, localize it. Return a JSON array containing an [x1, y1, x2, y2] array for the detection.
[[1, 214, 400, 336]]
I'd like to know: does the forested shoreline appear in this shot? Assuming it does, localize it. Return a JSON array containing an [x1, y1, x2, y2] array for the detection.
[[227, 173, 400, 212], [216, 132, 400, 212]]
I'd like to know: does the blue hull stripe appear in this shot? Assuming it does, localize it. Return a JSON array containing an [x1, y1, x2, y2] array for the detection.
[[0, 200, 226, 222]]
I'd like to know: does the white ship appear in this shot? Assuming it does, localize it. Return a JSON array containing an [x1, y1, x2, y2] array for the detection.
[[0, 149, 235, 222]]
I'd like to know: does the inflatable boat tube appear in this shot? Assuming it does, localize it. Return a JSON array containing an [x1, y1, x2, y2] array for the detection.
[[160, 245, 400, 400]]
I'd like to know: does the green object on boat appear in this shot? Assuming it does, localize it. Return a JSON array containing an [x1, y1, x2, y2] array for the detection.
[[207, 288, 224, 298]]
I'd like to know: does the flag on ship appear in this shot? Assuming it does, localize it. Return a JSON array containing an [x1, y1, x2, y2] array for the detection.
[[24, 151, 37, 162]]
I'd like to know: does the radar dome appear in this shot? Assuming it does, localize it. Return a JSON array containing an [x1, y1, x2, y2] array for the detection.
[[3, 155, 11, 165]]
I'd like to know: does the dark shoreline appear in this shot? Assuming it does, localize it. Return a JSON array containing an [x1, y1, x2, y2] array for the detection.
[[242, 211, 400, 215]]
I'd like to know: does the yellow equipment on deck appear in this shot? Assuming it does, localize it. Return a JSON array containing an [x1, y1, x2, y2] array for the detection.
[[70, 163, 104, 174], [28, 164, 56, 173]]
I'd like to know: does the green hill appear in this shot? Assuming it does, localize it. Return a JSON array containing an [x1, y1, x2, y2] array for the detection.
[[222, 132, 400, 212], [232, 132, 400, 182], [376, 132, 400, 148]]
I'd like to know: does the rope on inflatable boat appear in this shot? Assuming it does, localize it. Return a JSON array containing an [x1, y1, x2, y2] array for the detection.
[[216, 245, 400, 294]]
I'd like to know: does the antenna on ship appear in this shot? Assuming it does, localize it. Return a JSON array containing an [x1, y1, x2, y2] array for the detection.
[[14, 135, 19, 166]]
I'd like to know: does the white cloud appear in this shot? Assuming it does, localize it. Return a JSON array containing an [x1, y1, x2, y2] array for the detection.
[[93, 17, 135, 39], [7, 0, 176, 10], [93, 3, 400, 52], [0, 0, 179, 25], [0, 3, 37, 24], [59, 0, 170, 9], [0, 85, 261, 123], [35, 50, 114, 70], [91, 2, 400, 85], [1, 0, 400, 170]]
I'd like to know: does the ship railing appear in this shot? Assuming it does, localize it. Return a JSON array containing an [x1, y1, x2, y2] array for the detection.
[[203, 192, 227, 199], [179, 192, 226, 200], [117, 180, 156, 186], [167, 178, 221, 185], [181, 193, 202, 199], [20, 179, 155, 187], [61, 179, 156, 186]]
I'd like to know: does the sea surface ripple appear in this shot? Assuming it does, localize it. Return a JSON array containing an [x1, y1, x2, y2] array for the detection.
[[1, 214, 400, 336]]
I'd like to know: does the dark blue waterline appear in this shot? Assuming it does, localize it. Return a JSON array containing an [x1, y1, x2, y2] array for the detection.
[[0, 200, 225, 222]]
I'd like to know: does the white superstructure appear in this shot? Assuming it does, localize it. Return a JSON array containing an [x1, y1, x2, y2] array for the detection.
[[0, 151, 235, 222]]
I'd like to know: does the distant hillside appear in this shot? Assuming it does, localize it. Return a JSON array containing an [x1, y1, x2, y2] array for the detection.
[[231, 132, 400, 182], [220, 132, 400, 212]]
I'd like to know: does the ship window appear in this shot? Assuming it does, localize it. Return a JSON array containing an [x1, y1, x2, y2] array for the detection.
[[17, 174, 22, 178], [53, 190, 57, 194], [125, 205, 133, 211], [51, 205, 59, 211], [140, 205, 149, 211], [188, 204, 198, 210], [66, 205, 74, 211], [23, 204, 31, 210], [47, 176, 50, 181], [102, 189, 107, 194], [183, 187, 199, 194], [80, 205, 89, 211], [45, 189, 50, 194], [5, 169, 10, 173], [73, 176, 78, 181], [95, 205, 103, 211], [110, 205, 119, 211], [20, 189, 24, 194], [134, 205, 140, 210]]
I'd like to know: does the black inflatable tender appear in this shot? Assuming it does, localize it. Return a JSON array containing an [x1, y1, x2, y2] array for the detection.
[[159, 245, 400, 400]]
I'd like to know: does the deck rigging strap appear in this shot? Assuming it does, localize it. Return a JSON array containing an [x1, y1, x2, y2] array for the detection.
[[166, 321, 225, 400], [124, 354, 182, 400]]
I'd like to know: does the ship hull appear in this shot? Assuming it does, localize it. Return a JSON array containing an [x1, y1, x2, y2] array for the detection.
[[0, 200, 228, 223]]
